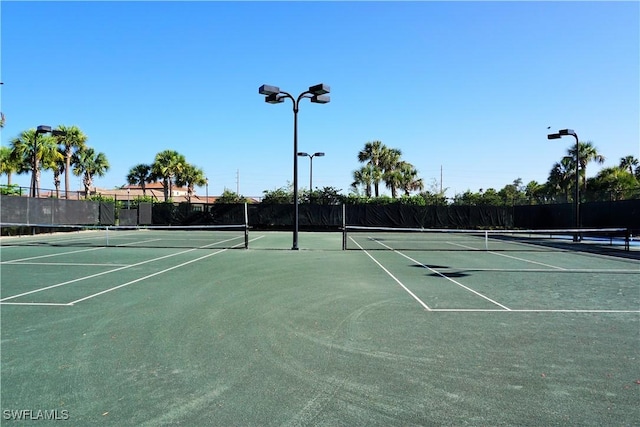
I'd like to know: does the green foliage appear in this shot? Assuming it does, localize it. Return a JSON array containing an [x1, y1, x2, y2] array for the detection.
[[262, 186, 293, 204], [0, 184, 23, 195], [585, 167, 640, 201], [216, 189, 247, 204], [418, 190, 448, 206], [86, 194, 115, 202], [128, 195, 155, 208], [398, 194, 427, 206], [300, 186, 344, 205]]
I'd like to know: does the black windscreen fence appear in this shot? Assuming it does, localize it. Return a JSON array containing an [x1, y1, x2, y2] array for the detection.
[[138, 203, 153, 225], [152, 203, 247, 226], [119, 209, 138, 226], [100, 202, 115, 225], [513, 204, 575, 229], [345, 205, 513, 229], [1, 196, 637, 230], [0, 195, 100, 225], [580, 199, 640, 230], [514, 200, 640, 230]]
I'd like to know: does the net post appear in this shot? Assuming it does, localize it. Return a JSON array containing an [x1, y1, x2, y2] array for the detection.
[[244, 203, 249, 249], [342, 204, 347, 250], [625, 228, 630, 251], [105, 226, 109, 247], [484, 230, 489, 251]]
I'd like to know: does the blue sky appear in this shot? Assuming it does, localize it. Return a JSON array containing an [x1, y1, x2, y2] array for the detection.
[[1, 1, 638, 199]]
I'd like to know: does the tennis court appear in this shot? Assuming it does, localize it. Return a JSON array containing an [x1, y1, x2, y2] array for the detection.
[[1, 229, 638, 425]]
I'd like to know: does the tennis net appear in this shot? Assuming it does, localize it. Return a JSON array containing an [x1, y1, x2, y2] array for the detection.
[[342, 226, 634, 253], [0, 223, 249, 249]]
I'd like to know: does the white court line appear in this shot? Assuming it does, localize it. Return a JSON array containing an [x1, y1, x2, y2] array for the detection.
[[0, 235, 246, 302], [430, 308, 640, 313], [350, 237, 431, 311], [409, 267, 639, 273], [376, 241, 511, 311], [447, 242, 567, 270], [67, 234, 266, 305], [67, 248, 230, 305], [0, 302, 72, 307], [1, 261, 130, 267], [1, 234, 265, 306], [1, 246, 106, 264], [115, 238, 163, 247]]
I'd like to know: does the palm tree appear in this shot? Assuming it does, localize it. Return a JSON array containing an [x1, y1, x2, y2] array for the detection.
[[357, 141, 388, 197], [397, 162, 424, 196], [151, 150, 187, 201], [381, 148, 403, 198], [524, 180, 543, 204], [587, 167, 639, 201], [126, 164, 153, 196], [9, 129, 61, 197], [72, 147, 110, 197], [547, 156, 575, 202], [568, 141, 605, 193], [175, 163, 206, 203], [0, 145, 21, 186], [54, 125, 88, 198], [43, 146, 65, 198], [351, 164, 374, 197], [619, 155, 638, 174]]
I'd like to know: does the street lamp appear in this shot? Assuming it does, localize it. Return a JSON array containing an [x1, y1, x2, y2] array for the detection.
[[297, 152, 325, 197], [259, 83, 330, 250], [548, 128, 580, 240], [31, 125, 66, 198]]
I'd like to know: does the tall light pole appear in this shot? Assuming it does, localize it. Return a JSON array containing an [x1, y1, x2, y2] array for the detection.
[[548, 128, 580, 240], [258, 83, 330, 250], [31, 125, 65, 198], [297, 152, 325, 198]]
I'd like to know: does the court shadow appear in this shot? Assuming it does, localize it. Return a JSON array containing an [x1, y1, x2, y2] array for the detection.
[[410, 264, 448, 269], [427, 271, 470, 278]]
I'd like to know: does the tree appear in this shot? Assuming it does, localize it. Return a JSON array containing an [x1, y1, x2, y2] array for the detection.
[[0, 145, 20, 186], [381, 148, 403, 198], [619, 155, 638, 174], [9, 129, 61, 197], [127, 164, 153, 196], [312, 186, 344, 205], [357, 141, 388, 197], [524, 180, 544, 204], [452, 190, 481, 206], [175, 163, 206, 203], [351, 165, 374, 197], [547, 157, 575, 202], [53, 125, 88, 199], [45, 146, 65, 198], [568, 141, 605, 193], [72, 147, 110, 197], [151, 150, 187, 201], [497, 178, 526, 206], [586, 167, 639, 201], [262, 185, 293, 204], [216, 189, 247, 204], [397, 161, 424, 196]]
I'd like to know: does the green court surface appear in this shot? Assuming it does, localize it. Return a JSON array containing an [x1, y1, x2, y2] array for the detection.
[[1, 231, 638, 425]]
